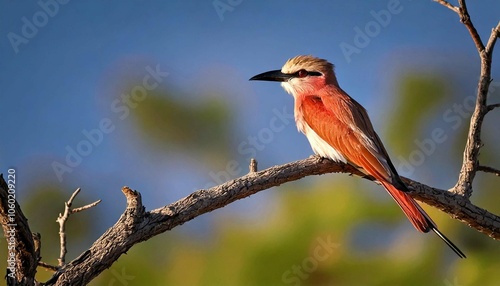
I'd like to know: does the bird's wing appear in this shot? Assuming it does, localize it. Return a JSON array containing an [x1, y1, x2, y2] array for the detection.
[[300, 92, 401, 187], [299, 91, 467, 257]]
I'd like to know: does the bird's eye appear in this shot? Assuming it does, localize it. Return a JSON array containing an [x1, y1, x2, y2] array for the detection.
[[297, 69, 308, 78]]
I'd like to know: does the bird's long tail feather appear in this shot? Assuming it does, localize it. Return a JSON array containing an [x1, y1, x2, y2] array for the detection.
[[380, 181, 466, 258]]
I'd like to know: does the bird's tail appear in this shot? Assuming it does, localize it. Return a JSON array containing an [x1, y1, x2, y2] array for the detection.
[[380, 181, 466, 258]]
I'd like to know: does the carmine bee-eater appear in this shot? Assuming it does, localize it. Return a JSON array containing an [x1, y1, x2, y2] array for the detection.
[[250, 55, 466, 258]]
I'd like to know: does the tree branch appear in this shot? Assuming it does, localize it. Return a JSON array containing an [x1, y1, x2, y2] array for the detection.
[[56, 188, 101, 266], [39, 261, 59, 272], [487, 103, 500, 112], [0, 174, 39, 285], [478, 165, 500, 177], [485, 21, 500, 54], [435, 0, 499, 199], [43, 156, 500, 285], [433, 0, 459, 13], [457, 0, 485, 51]]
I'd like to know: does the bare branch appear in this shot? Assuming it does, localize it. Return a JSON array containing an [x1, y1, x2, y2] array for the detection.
[[33, 232, 59, 279], [72, 200, 102, 214], [435, 0, 498, 198], [56, 188, 101, 267], [43, 157, 500, 285], [487, 103, 500, 112], [456, 0, 485, 51], [38, 261, 59, 272], [433, 0, 459, 13], [67, 188, 81, 206], [485, 21, 500, 54], [478, 165, 500, 177], [249, 158, 258, 173]]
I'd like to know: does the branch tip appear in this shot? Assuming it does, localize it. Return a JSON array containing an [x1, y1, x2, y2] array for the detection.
[[39, 261, 59, 272], [434, 0, 459, 13], [72, 199, 102, 213], [249, 158, 258, 173], [67, 188, 82, 207], [485, 21, 500, 54], [487, 103, 500, 111], [122, 186, 143, 209], [478, 165, 500, 177]]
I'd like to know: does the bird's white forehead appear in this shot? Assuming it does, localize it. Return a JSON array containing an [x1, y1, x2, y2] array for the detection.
[[281, 55, 334, 74]]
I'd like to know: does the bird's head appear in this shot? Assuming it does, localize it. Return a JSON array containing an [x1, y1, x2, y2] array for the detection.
[[250, 55, 338, 97]]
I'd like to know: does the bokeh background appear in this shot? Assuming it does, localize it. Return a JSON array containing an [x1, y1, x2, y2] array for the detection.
[[1, 0, 500, 285]]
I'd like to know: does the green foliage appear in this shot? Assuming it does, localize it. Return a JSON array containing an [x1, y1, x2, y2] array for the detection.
[[130, 88, 233, 167], [387, 74, 450, 155]]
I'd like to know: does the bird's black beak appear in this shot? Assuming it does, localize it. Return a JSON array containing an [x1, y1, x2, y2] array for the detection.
[[249, 70, 292, 82]]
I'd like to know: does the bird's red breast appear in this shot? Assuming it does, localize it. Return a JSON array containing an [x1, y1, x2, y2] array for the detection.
[[295, 86, 433, 233]]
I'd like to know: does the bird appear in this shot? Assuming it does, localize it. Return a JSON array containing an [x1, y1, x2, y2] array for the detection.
[[250, 55, 466, 258]]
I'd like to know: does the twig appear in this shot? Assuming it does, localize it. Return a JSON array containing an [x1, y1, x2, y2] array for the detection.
[[478, 165, 500, 177], [433, 0, 459, 13], [56, 188, 101, 266], [436, 0, 486, 51], [249, 158, 258, 173], [72, 200, 101, 213], [484, 21, 500, 54], [38, 261, 59, 272], [457, 0, 485, 51], [487, 103, 500, 111]]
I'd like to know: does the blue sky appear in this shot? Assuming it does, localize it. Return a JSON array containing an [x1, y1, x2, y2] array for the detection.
[[1, 1, 499, 226]]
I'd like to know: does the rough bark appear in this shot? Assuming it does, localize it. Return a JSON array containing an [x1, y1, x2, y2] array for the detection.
[[40, 157, 500, 285], [0, 174, 39, 285]]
